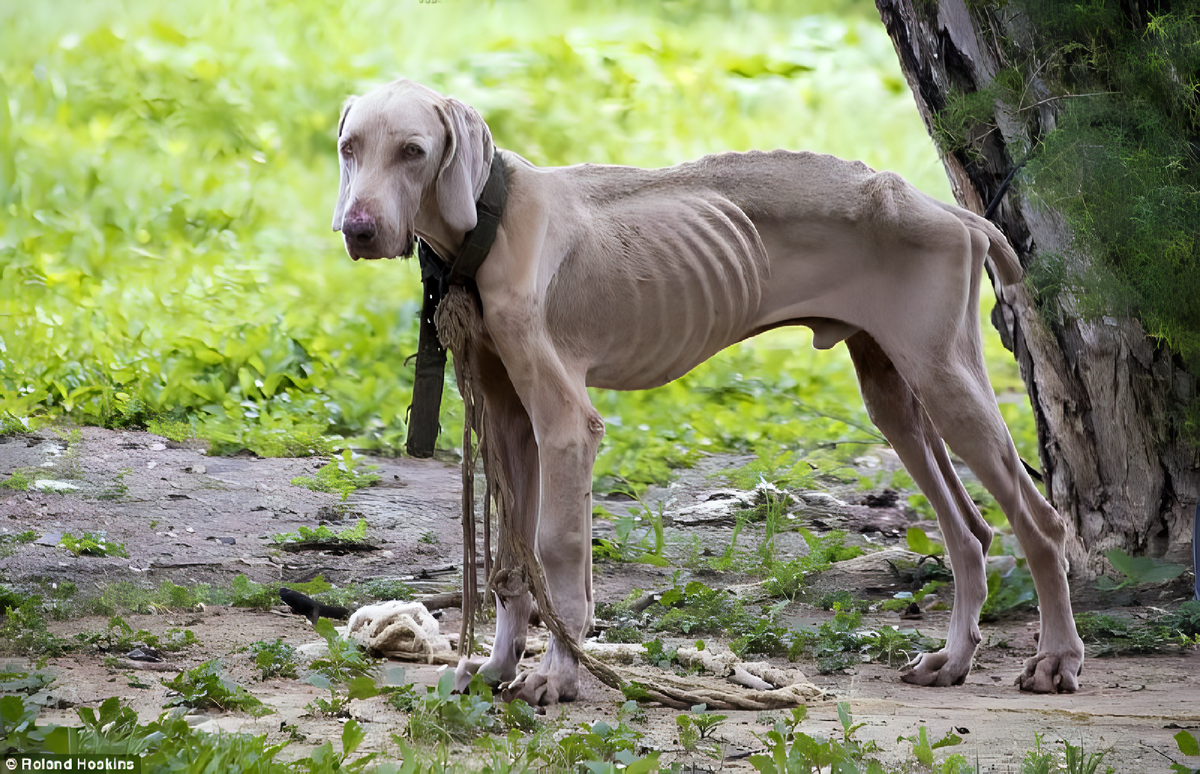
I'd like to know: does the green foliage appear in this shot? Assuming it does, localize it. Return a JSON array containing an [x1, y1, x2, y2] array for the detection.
[[248, 639, 299, 681], [897, 726, 966, 770], [653, 580, 749, 637], [1075, 605, 1200, 657], [270, 518, 371, 547], [163, 659, 273, 716], [526, 710, 654, 773], [763, 529, 864, 600], [290, 451, 380, 500], [228, 575, 280, 610], [749, 703, 894, 774], [0, 470, 33, 491], [727, 444, 875, 492], [0, 529, 37, 558], [1013, 0, 1200, 401], [816, 590, 874, 612], [1172, 730, 1200, 774], [74, 615, 198, 654], [1096, 548, 1187, 591], [981, 564, 1038, 620], [1160, 600, 1200, 638], [314, 578, 415, 609], [308, 617, 378, 684], [405, 672, 502, 745], [593, 500, 669, 566], [787, 605, 941, 674], [905, 527, 943, 556], [296, 718, 379, 773], [0, 663, 55, 696], [0, 598, 74, 657], [58, 531, 127, 557], [676, 703, 728, 759], [1019, 733, 1114, 774], [80, 579, 211, 615]]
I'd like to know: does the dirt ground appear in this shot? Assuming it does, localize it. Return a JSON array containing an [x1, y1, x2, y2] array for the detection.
[[2, 426, 1198, 772]]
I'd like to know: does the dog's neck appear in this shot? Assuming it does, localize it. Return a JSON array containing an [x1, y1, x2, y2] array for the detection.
[[416, 150, 506, 266]]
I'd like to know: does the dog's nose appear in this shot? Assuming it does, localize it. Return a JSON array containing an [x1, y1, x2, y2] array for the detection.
[[343, 215, 377, 246]]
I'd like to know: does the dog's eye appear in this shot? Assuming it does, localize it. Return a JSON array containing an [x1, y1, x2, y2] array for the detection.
[[401, 144, 425, 160], [339, 142, 353, 159]]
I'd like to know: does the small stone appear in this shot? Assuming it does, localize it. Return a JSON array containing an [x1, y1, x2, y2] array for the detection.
[[34, 480, 79, 493]]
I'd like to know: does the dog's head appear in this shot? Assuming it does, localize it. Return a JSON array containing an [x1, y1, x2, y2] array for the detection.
[[332, 79, 493, 260]]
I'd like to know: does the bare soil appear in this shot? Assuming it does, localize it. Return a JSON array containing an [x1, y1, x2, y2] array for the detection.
[[2, 426, 1198, 772]]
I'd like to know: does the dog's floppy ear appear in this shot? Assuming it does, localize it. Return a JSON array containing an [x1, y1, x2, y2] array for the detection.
[[435, 97, 494, 234], [332, 96, 356, 232]]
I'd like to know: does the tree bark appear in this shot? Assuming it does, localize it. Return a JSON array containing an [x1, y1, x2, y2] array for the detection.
[[876, 0, 1199, 573]]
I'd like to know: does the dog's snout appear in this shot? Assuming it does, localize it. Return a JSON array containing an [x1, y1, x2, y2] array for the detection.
[[343, 215, 377, 245]]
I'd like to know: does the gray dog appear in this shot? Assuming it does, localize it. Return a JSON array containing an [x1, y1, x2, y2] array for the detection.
[[332, 79, 1084, 705]]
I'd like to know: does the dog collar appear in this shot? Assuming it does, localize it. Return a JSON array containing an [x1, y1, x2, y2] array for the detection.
[[417, 152, 509, 287], [407, 153, 508, 458]]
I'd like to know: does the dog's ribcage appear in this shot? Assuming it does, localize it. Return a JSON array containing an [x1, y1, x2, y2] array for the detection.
[[543, 170, 773, 391]]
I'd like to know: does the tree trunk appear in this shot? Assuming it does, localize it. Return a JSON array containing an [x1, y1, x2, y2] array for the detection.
[[876, 0, 1199, 574]]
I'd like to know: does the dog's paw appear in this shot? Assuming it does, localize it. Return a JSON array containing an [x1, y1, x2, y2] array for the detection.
[[501, 669, 578, 706], [1016, 648, 1083, 694], [454, 655, 518, 692], [900, 649, 971, 687]]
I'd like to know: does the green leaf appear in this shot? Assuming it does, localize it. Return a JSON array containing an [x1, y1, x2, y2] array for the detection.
[[837, 701, 852, 733], [624, 752, 661, 774], [906, 527, 944, 556], [347, 675, 380, 701], [931, 731, 963, 750], [1104, 549, 1186, 586], [910, 726, 934, 766], [436, 670, 454, 700], [341, 717, 365, 757], [1176, 730, 1200, 757]]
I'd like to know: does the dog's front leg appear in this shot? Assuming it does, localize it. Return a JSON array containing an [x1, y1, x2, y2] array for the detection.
[[454, 356, 538, 693], [485, 309, 601, 705]]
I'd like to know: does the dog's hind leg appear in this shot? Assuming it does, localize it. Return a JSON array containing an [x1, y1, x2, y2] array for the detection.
[[870, 229, 1083, 692], [847, 332, 991, 686], [454, 349, 539, 692], [901, 342, 1084, 693]]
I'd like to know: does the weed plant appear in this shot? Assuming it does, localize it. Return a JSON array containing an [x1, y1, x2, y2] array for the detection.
[[0, 599, 74, 657], [57, 531, 127, 558], [74, 615, 198, 654], [1095, 548, 1187, 591], [290, 451, 380, 500], [762, 528, 865, 600], [1075, 603, 1200, 657], [981, 564, 1038, 621], [1, 689, 1129, 773], [307, 618, 378, 684], [0, 530, 37, 558], [270, 518, 371, 548], [0, 471, 33, 491], [248, 639, 299, 681], [162, 659, 273, 716]]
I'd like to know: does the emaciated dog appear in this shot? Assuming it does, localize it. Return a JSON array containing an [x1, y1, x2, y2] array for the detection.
[[331, 79, 1084, 705]]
